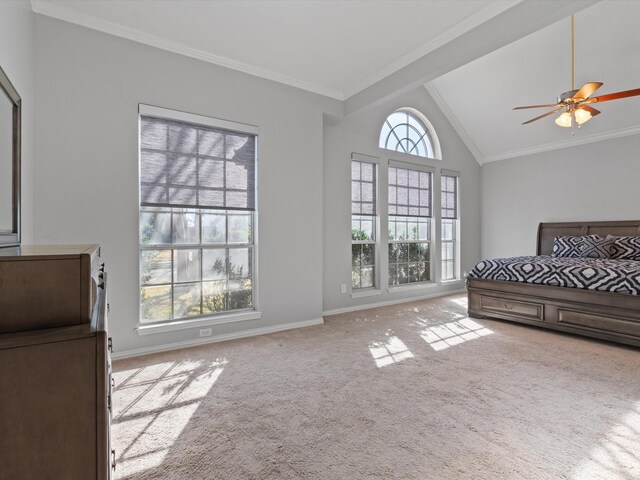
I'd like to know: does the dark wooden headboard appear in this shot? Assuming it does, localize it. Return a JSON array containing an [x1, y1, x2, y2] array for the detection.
[[537, 221, 640, 255]]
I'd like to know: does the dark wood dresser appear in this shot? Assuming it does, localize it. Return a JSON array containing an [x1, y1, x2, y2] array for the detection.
[[0, 245, 114, 479]]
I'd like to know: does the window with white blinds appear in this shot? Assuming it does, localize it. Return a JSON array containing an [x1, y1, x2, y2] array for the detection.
[[441, 172, 459, 281], [388, 162, 433, 286], [441, 174, 458, 220], [388, 164, 432, 217], [140, 116, 255, 211], [139, 107, 257, 324], [351, 160, 377, 289]]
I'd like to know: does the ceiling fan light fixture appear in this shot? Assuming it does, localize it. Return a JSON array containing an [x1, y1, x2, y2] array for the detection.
[[574, 108, 592, 125], [555, 111, 573, 127]]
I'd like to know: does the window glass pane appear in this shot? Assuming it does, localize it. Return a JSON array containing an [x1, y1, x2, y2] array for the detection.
[[229, 248, 251, 279], [442, 221, 452, 241], [203, 281, 226, 313], [352, 269, 361, 289], [361, 267, 374, 288], [173, 283, 201, 318], [227, 278, 252, 309], [361, 244, 375, 266], [140, 250, 172, 285], [352, 244, 361, 267], [397, 221, 408, 241], [420, 264, 430, 282], [174, 249, 201, 283], [389, 265, 398, 285], [228, 213, 251, 243], [172, 211, 200, 244], [397, 265, 408, 284], [202, 213, 225, 243], [419, 220, 429, 241], [388, 243, 398, 263], [398, 243, 409, 263], [140, 211, 171, 244], [409, 263, 419, 283], [202, 248, 226, 281], [141, 285, 172, 321]]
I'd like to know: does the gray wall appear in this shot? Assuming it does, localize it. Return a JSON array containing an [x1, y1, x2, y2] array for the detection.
[[323, 87, 481, 313], [34, 16, 341, 354], [481, 134, 640, 259], [0, 1, 34, 243]]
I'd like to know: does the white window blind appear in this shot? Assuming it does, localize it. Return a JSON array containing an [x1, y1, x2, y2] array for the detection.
[[388, 163, 432, 217], [441, 173, 458, 219], [351, 160, 376, 216], [140, 116, 256, 211]]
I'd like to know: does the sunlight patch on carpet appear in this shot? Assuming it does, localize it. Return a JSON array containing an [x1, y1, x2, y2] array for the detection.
[[112, 358, 226, 477], [369, 336, 414, 367], [419, 318, 492, 351], [571, 401, 640, 480], [450, 297, 468, 308]]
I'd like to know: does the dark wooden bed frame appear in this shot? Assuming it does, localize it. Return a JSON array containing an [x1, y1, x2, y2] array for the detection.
[[467, 220, 640, 347]]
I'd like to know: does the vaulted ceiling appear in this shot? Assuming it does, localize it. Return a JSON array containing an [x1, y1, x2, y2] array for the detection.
[[31, 0, 639, 164], [428, 0, 640, 163]]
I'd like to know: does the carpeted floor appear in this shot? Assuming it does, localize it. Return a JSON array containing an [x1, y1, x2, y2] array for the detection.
[[112, 294, 640, 480]]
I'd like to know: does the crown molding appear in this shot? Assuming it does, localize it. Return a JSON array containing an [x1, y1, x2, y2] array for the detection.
[[343, 1, 523, 99], [424, 82, 484, 165], [31, 0, 518, 103], [30, 0, 344, 100], [482, 124, 640, 164]]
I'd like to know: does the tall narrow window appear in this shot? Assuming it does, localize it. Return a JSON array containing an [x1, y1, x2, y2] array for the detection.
[[139, 106, 257, 323], [441, 172, 459, 281], [351, 160, 377, 289], [388, 162, 432, 285]]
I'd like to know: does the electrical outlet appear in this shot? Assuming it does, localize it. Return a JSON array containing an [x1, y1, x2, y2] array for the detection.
[[341, 283, 347, 294], [463, 271, 468, 278], [199, 328, 212, 338]]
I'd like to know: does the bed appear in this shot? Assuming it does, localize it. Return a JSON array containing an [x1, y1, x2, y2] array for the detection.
[[467, 221, 640, 347]]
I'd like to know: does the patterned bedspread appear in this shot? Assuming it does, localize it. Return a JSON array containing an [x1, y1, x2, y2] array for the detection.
[[468, 255, 640, 295]]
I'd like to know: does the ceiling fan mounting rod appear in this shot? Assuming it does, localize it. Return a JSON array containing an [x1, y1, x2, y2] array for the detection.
[[571, 14, 574, 91]]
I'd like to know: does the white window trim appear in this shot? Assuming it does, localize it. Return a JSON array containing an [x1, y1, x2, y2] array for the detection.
[[139, 104, 259, 135], [137, 105, 260, 327], [351, 288, 383, 299], [388, 282, 438, 294], [136, 310, 263, 335]]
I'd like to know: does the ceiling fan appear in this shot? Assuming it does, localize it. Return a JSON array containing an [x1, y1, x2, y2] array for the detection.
[[514, 14, 640, 130]]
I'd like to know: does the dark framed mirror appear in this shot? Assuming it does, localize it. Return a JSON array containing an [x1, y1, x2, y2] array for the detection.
[[0, 65, 21, 247]]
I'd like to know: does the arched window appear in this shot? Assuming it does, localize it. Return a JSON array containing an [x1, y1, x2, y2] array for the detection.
[[379, 108, 440, 159]]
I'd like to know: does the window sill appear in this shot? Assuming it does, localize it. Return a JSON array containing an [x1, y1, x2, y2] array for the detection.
[[441, 279, 464, 286], [351, 289, 383, 299], [136, 310, 263, 336], [388, 282, 438, 294]]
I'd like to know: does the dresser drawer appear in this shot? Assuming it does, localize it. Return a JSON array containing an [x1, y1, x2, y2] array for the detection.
[[480, 295, 544, 321], [557, 309, 640, 337]]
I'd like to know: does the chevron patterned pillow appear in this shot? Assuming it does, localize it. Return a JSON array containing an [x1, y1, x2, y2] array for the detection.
[[607, 235, 640, 261], [581, 236, 615, 259], [552, 235, 597, 258]]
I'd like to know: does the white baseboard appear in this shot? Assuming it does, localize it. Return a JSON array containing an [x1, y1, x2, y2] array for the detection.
[[112, 317, 324, 360], [322, 288, 466, 317]]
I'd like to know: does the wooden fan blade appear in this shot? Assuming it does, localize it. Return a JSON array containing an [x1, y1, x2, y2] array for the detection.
[[513, 103, 560, 110], [522, 107, 565, 125], [573, 82, 603, 100], [591, 88, 640, 103], [578, 105, 600, 116]]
